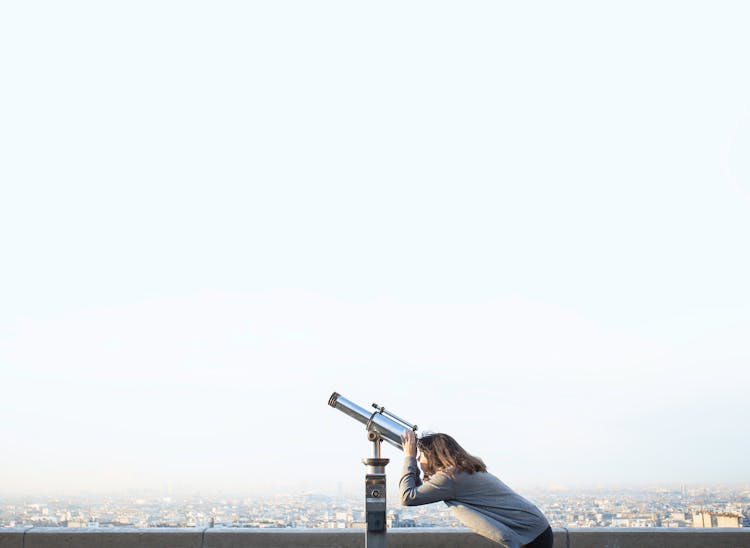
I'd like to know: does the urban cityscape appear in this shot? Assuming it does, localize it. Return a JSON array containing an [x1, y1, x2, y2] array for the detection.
[[2, 484, 748, 530]]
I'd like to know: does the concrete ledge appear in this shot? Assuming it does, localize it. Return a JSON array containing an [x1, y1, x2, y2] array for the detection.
[[203, 528, 504, 548], [204, 529, 361, 548], [23, 528, 204, 548], [567, 527, 750, 548], [0, 528, 29, 548], [1, 527, 749, 547]]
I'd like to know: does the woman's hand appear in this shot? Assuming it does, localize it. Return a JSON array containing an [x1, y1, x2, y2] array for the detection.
[[401, 429, 418, 458]]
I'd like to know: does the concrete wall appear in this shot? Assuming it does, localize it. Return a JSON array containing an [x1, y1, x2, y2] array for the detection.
[[1, 527, 749, 548]]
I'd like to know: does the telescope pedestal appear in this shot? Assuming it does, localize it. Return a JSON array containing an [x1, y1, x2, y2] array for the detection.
[[362, 435, 389, 548]]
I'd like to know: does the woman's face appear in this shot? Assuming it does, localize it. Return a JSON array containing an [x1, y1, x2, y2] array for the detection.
[[417, 450, 434, 476]]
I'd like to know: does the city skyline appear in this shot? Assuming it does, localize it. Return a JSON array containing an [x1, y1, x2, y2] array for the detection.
[[2, 1, 749, 495], [3, 484, 749, 530]]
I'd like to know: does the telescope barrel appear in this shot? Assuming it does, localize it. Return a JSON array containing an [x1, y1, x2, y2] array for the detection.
[[328, 392, 414, 450]]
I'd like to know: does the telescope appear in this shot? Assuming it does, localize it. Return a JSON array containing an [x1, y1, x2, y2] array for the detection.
[[328, 392, 418, 450], [328, 392, 418, 548]]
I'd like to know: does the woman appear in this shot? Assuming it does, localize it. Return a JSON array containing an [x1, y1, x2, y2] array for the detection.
[[400, 430, 553, 548]]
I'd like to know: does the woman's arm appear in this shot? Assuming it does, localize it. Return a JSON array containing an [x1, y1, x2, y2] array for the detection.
[[399, 457, 455, 506], [399, 431, 455, 505], [398, 430, 456, 506]]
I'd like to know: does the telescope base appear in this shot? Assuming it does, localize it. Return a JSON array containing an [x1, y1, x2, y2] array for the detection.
[[363, 457, 389, 548]]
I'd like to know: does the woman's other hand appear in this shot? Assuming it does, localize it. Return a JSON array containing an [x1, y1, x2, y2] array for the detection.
[[401, 429, 418, 457]]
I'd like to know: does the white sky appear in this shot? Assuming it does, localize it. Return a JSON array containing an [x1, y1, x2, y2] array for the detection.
[[1, 1, 749, 497]]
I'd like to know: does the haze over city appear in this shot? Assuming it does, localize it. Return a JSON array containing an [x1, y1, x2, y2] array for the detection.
[[1, 1, 748, 498]]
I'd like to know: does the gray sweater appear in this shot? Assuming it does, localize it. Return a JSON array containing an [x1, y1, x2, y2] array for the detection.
[[400, 457, 549, 548]]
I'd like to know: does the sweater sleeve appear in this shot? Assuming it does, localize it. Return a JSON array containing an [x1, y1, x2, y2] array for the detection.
[[399, 457, 456, 506]]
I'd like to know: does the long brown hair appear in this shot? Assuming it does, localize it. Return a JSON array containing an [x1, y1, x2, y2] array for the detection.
[[417, 433, 486, 479]]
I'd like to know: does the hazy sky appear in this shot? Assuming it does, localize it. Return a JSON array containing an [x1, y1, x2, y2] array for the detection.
[[1, 1, 749, 497]]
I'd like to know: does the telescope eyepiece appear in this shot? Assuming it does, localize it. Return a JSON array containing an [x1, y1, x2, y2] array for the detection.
[[328, 392, 341, 407]]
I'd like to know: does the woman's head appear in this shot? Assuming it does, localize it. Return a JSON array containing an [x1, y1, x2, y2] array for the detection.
[[416, 433, 487, 479]]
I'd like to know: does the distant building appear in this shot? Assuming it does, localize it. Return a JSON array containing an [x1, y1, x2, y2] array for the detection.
[[387, 510, 399, 528], [692, 510, 714, 528], [716, 513, 741, 528]]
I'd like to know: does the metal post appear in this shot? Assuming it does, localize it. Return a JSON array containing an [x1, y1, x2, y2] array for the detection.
[[362, 431, 389, 548]]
